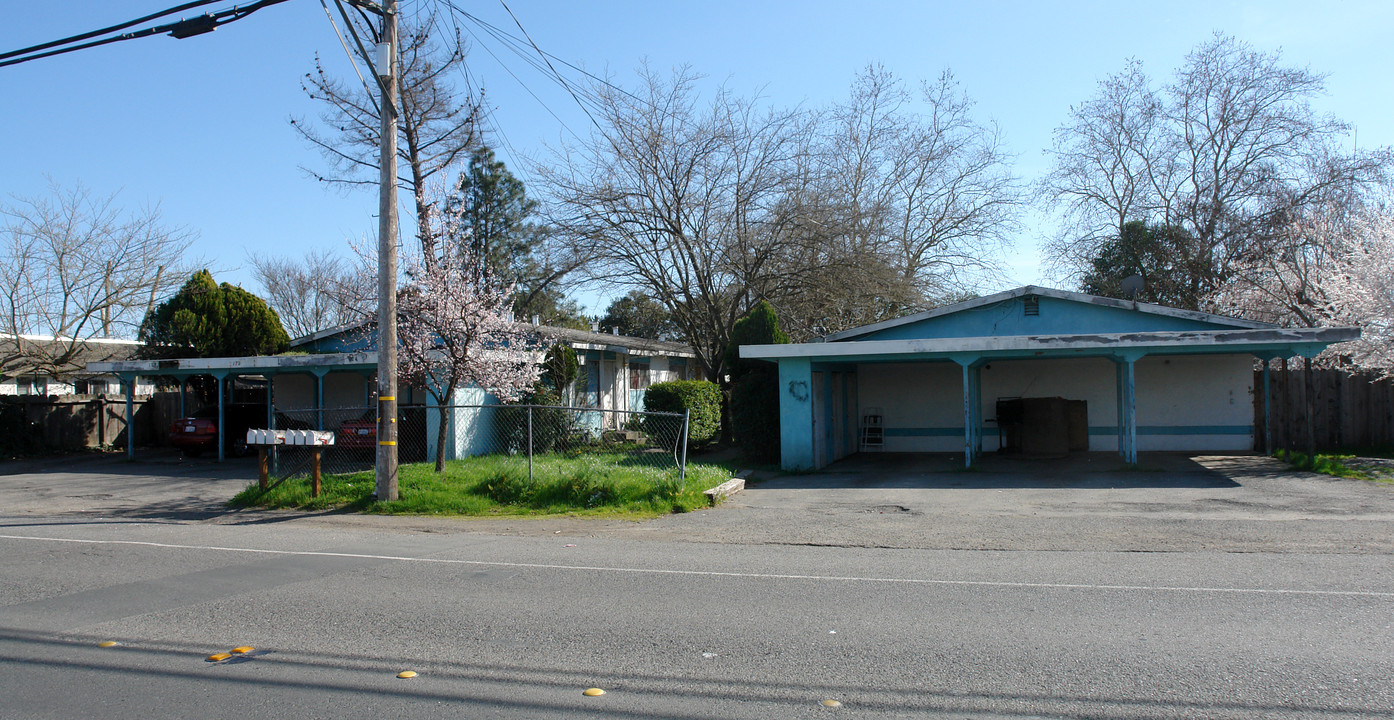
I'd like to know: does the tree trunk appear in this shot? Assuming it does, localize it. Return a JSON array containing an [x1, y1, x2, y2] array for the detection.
[[434, 386, 454, 473]]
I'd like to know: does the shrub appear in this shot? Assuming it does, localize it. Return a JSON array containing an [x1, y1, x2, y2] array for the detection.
[[498, 387, 577, 454], [730, 368, 780, 462], [644, 380, 721, 447]]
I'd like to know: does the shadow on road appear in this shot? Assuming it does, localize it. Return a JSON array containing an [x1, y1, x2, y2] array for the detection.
[[761, 451, 1257, 490]]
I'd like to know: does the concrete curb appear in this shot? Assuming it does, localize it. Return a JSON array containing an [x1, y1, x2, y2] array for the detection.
[[703, 470, 752, 506]]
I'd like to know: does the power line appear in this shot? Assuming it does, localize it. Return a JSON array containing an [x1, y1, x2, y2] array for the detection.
[[496, 0, 601, 132], [0, 0, 294, 69], [0, 0, 221, 61]]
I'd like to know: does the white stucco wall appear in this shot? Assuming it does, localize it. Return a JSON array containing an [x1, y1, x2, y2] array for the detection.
[[981, 357, 1121, 452], [857, 361, 964, 452], [855, 353, 1254, 454], [273, 374, 314, 408], [1135, 354, 1253, 451]]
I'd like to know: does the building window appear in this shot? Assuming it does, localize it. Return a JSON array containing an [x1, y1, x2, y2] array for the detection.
[[15, 376, 45, 395], [629, 364, 650, 390], [76, 378, 111, 395]]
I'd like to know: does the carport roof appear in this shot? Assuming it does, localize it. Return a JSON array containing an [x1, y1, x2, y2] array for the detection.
[[741, 286, 1359, 364], [86, 352, 378, 378], [740, 326, 1359, 364]]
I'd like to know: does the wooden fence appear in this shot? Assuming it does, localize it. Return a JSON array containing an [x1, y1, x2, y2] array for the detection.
[[0, 392, 183, 454], [1254, 363, 1394, 453]]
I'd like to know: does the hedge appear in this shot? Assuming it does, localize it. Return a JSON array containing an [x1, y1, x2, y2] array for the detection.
[[643, 380, 721, 446]]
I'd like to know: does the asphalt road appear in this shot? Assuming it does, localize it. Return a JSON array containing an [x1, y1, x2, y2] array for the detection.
[[0, 452, 1391, 718]]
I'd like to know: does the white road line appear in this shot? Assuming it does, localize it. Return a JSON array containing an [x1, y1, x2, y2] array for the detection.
[[2, 533, 1392, 599]]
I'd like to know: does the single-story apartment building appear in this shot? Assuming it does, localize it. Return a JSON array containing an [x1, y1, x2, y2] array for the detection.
[[89, 320, 696, 461], [740, 286, 1358, 471], [2, 334, 155, 396]]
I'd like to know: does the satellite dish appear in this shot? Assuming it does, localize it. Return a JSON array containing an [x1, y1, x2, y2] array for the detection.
[[1121, 274, 1144, 300]]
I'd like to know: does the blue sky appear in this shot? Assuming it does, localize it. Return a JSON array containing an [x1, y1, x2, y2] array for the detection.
[[4, 1, 1391, 330]]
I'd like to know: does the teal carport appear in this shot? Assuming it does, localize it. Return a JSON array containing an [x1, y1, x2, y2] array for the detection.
[[87, 353, 378, 461], [742, 287, 1358, 472]]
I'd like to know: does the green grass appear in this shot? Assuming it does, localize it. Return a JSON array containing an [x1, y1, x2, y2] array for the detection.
[[1274, 449, 1393, 483], [230, 452, 732, 516]]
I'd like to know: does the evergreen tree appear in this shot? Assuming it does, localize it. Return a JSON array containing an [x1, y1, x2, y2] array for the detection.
[[447, 146, 537, 287], [724, 300, 790, 380], [138, 270, 290, 358], [726, 301, 789, 462], [600, 290, 678, 339]]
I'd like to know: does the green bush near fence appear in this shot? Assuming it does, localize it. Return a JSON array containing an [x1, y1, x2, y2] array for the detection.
[[497, 387, 577, 454], [643, 380, 721, 446], [229, 453, 732, 516]]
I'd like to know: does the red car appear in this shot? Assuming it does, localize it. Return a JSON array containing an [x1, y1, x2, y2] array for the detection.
[[338, 412, 377, 451], [169, 404, 263, 457]]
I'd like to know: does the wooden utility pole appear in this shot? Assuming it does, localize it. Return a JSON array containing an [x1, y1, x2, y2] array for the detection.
[[375, 0, 400, 501]]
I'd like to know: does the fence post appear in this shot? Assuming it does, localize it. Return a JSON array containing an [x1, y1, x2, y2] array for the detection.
[[527, 404, 534, 484], [680, 409, 689, 483]]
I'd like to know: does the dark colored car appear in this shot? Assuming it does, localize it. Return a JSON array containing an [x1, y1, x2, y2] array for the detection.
[[169, 404, 265, 457]]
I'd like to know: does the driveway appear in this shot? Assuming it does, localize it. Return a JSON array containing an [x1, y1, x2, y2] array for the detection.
[[2, 450, 1392, 554], [0, 451, 260, 521], [635, 451, 1394, 554]]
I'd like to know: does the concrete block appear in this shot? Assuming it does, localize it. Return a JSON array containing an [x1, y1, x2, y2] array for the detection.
[[703, 477, 746, 506]]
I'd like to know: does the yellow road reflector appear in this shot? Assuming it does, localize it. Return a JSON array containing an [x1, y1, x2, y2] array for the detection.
[[379, 396, 395, 401], [97, 641, 119, 648], [207, 653, 232, 662], [583, 688, 606, 697], [231, 646, 254, 654], [821, 699, 843, 707], [379, 440, 397, 446], [397, 670, 418, 679]]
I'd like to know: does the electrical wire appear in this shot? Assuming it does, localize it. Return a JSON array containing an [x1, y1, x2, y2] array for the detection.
[[318, 0, 375, 100], [0, 0, 293, 69], [496, 0, 600, 132], [0, 0, 221, 61]]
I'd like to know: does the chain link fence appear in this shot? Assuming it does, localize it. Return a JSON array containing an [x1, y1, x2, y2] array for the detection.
[[270, 404, 690, 480]]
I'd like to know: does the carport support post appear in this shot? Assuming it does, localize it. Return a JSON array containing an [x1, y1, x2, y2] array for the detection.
[[214, 371, 228, 462], [123, 377, 134, 459], [313, 369, 328, 431], [951, 355, 982, 468], [777, 357, 815, 472], [1116, 352, 1144, 465], [1115, 362, 1124, 458]]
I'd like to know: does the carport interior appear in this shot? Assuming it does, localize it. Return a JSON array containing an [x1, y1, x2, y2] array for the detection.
[[87, 354, 378, 462]]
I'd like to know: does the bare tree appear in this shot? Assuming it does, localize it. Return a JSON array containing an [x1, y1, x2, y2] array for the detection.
[[1044, 34, 1389, 310], [778, 66, 1021, 336], [536, 66, 804, 381], [539, 64, 1021, 366], [291, 10, 482, 266], [0, 181, 195, 377], [248, 247, 364, 339]]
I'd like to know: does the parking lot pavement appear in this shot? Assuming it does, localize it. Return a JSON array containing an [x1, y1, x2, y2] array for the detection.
[[2, 450, 1392, 554], [630, 452, 1394, 554], [0, 450, 260, 521]]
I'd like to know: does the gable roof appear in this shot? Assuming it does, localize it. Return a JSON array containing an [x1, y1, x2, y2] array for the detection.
[[2, 334, 144, 378], [823, 285, 1274, 343], [290, 319, 695, 358]]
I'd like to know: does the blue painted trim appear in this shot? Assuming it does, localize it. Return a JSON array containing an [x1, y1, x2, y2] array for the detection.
[[889, 425, 1253, 438], [886, 427, 964, 437], [1137, 425, 1253, 436]]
